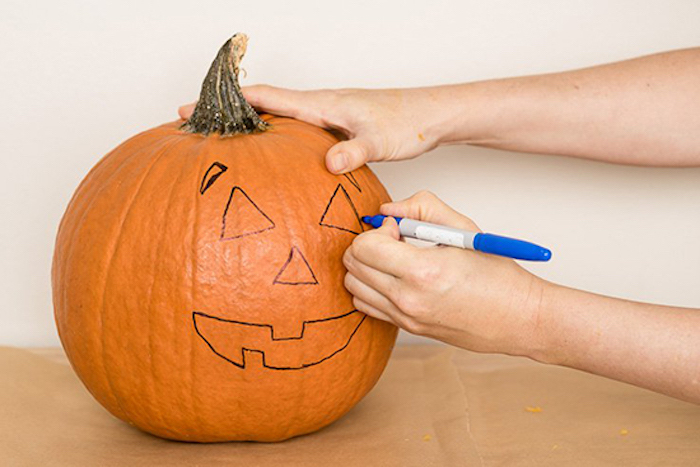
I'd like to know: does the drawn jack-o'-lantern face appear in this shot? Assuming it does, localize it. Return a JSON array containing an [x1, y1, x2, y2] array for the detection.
[[53, 116, 397, 442], [191, 136, 388, 371]]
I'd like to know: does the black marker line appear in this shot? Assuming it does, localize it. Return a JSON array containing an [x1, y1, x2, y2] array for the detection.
[[273, 246, 319, 285], [200, 161, 228, 195], [192, 310, 366, 370], [220, 186, 276, 240], [343, 172, 362, 192], [319, 184, 364, 235]]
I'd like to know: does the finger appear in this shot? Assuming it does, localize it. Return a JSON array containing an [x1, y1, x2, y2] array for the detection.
[[344, 273, 402, 322], [325, 137, 377, 174], [352, 297, 398, 326], [242, 85, 333, 127], [178, 102, 196, 120], [343, 244, 401, 298], [242, 85, 305, 117], [380, 190, 480, 231], [372, 216, 401, 240], [179, 86, 333, 127], [178, 85, 311, 121], [349, 225, 418, 277]]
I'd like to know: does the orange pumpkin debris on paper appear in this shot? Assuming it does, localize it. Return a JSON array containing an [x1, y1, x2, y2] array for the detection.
[[52, 34, 397, 442], [525, 406, 543, 413]]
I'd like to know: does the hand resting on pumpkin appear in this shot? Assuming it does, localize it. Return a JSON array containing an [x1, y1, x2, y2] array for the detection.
[[180, 48, 700, 171], [180, 86, 444, 174]]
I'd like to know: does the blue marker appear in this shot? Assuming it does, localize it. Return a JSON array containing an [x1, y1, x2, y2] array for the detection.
[[362, 215, 552, 262]]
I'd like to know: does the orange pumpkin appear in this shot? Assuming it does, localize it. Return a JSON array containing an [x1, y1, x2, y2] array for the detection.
[[52, 34, 397, 442]]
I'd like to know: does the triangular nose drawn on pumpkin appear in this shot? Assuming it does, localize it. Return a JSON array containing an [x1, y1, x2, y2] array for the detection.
[[319, 184, 364, 235], [273, 246, 319, 285], [221, 187, 275, 240]]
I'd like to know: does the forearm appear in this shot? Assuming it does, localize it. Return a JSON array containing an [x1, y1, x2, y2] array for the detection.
[[428, 48, 700, 166], [532, 281, 700, 403]]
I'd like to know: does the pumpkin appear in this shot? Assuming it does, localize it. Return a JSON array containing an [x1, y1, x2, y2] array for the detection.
[[52, 34, 397, 442]]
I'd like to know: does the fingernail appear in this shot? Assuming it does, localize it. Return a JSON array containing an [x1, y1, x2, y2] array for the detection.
[[330, 153, 348, 173]]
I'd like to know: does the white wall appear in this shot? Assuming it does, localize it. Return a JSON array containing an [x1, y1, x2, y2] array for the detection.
[[1, 0, 699, 347]]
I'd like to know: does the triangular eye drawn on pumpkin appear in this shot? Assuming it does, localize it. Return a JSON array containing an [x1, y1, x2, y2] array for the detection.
[[221, 187, 275, 240], [343, 172, 362, 192], [200, 161, 228, 195], [319, 184, 364, 235]]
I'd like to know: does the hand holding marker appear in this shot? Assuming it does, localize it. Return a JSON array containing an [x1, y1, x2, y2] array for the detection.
[[362, 215, 551, 262]]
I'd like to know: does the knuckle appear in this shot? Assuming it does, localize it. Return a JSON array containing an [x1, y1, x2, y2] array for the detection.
[[351, 234, 370, 252], [384, 280, 403, 303], [342, 248, 354, 269], [352, 296, 365, 312], [399, 316, 425, 336], [394, 292, 420, 316], [407, 261, 441, 286], [348, 237, 361, 253], [413, 190, 437, 202], [343, 273, 356, 293]]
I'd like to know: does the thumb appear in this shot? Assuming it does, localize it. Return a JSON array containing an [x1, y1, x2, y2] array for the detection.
[[326, 137, 376, 174], [367, 216, 401, 241]]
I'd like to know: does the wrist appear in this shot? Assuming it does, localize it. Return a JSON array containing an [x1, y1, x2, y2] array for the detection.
[[407, 85, 476, 148], [526, 281, 584, 366], [432, 81, 508, 147], [494, 267, 553, 360], [519, 276, 561, 363]]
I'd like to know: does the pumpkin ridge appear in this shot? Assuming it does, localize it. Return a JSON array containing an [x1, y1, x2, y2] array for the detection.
[[54, 130, 173, 291], [185, 135, 212, 438], [142, 137, 197, 433], [64, 126, 176, 215], [53, 131, 181, 409], [97, 135, 189, 422]]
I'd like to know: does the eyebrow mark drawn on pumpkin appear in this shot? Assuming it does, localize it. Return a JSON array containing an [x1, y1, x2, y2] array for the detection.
[[319, 184, 364, 235], [221, 187, 275, 240], [273, 246, 319, 285], [192, 310, 366, 370], [200, 161, 228, 194], [343, 172, 362, 192]]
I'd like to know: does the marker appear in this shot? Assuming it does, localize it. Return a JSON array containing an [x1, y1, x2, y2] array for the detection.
[[361, 215, 552, 262]]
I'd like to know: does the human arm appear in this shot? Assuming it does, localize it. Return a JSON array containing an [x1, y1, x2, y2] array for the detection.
[[180, 48, 700, 171], [343, 191, 700, 404]]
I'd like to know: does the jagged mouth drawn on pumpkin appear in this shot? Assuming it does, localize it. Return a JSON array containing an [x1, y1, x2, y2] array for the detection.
[[192, 310, 366, 370]]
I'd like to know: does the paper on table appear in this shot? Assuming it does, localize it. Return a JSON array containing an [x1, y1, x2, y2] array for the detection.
[[453, 351, 700, 466], [6, 345, 700, 466], [0, 345, 479, 467]]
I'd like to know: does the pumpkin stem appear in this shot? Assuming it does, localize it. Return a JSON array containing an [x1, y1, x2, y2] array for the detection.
[[181, 34, 268, 136]]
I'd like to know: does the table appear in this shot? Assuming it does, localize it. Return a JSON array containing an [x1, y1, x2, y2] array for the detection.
[[3, 345, 699, 466]]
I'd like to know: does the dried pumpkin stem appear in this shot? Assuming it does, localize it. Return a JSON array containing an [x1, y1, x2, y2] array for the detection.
[[181, 33, 268, 136]]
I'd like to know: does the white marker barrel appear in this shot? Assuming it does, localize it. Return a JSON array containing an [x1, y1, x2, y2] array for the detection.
[[398, 219, 477, 249]]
